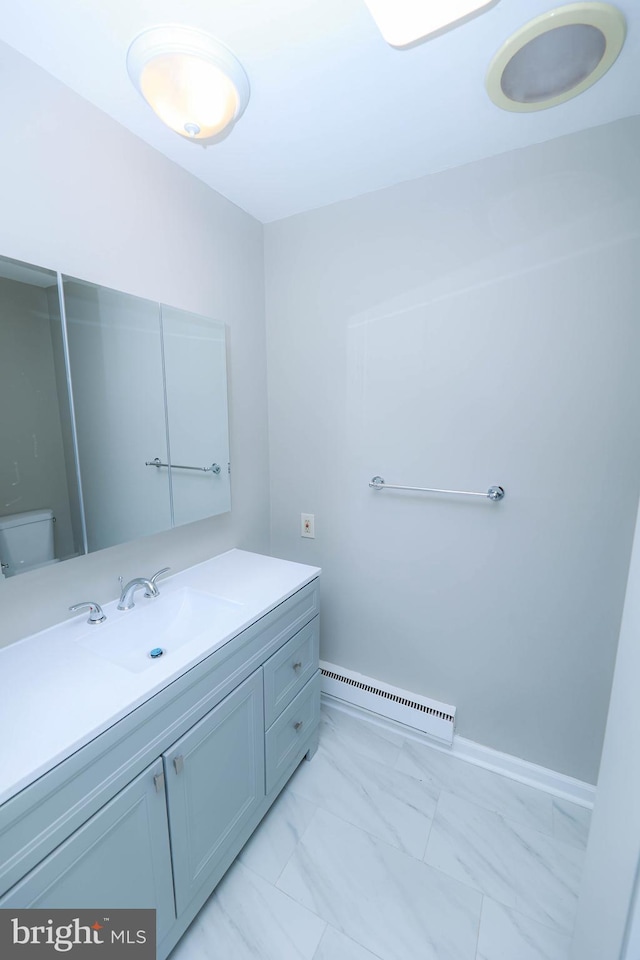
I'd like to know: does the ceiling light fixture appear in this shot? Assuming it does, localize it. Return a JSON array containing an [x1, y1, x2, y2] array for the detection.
[[363, 0, 497, 48], [126, 25, 250, 142], [486, 2, 626, 111]]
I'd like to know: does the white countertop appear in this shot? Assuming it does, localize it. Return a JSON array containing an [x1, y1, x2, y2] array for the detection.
[[0, 550, 320, 807]]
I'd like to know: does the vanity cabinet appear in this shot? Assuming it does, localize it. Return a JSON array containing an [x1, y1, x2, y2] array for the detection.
[[0, 569, 321, 960], [0, 759, 176, 942]]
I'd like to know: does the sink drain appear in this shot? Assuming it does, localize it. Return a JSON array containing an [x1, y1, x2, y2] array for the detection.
[[149, 647, 165, 659]]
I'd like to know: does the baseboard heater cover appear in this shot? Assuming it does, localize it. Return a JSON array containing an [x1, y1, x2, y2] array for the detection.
[[320, 661, 456, 745]]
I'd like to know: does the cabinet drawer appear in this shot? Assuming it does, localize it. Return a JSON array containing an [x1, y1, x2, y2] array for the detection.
[[265, 672, 321, 794], [263, 616, 319, 726]]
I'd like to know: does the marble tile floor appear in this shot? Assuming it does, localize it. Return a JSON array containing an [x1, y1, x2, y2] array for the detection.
[[170, 703, 590, 960]]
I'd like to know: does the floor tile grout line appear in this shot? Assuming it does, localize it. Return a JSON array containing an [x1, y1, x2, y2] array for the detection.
[[422, 794, 580, 938], [419, 845, 573, 939], [270, 792, 320, 887], [526, 893, 583, 938], [321, 704, 405, 766], [315, 730, 428, 791], [287, 780, 436, 866], [323, 698, 594, 810], [474, 895, 487, 960], [310, 925, 330, 960], [275, 801, 487, 960], [433, 786, 587, 854], [422, 785, 444, 866], [284, 789, 429, 865], [321, 706, 576, 847], [236, 856, 330, 949], [281, 793, 496, 926], [306, 715, 579, 881], [395, 746, 563, 843], [482, 896, 581, 942], [320, 707, 585, 917], [287, 743, 439, 860], [550, 802, 592, 851], [394, 728, 569, 813], [320, 728, 405, 772], [311, 923, 390, 960]]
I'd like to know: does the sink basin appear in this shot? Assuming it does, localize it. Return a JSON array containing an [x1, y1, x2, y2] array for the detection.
[[73, 587, 245, 673]]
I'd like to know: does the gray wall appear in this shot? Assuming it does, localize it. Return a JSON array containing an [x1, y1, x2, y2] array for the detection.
[[0, 42, 269, 645], [1, 38, 639, 787], [264, 117, 640, 783]]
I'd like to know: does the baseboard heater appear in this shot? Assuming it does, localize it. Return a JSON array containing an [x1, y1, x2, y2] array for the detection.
[[320, 661, 456, 745]]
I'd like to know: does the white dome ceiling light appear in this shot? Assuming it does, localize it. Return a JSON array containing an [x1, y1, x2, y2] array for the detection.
[[126, 25, 250, 142], [486, 2, 626, 112]]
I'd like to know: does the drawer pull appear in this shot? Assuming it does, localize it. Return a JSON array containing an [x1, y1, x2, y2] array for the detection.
[[293, 720, 304, 732], [173, 755, 184, 774], [153, 772, 165, 793], [292, 661, 303, 671]]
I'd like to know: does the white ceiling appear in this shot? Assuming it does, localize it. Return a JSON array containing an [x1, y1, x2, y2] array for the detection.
[[1, 0, 638, 222]]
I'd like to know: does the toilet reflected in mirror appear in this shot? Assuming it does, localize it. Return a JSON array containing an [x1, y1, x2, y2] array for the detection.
[[0, 509, 59, 578], [0, 252, 231, 578], [0, 258, 83, 573]]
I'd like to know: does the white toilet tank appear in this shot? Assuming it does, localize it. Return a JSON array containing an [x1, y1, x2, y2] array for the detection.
[[0, 508, 57, 577]]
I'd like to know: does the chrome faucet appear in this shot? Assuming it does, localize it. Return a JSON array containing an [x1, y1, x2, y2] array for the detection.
[[117, 567, 170, 611], [69, 601, 107, 625]]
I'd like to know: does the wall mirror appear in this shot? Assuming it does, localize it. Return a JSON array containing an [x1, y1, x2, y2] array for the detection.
[[0, 254, 230, 578]]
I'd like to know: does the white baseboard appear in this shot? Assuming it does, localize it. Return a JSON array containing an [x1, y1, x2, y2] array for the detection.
[[321, 692, 596, 809], [320, 659, 455, 744]]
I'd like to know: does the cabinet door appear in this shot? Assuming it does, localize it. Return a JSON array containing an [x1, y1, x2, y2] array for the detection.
[[0, 759, 176, 942], [164, 669, 265, 915]]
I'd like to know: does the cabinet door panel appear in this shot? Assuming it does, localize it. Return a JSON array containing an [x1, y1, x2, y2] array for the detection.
[[164, 669, 264, 915], [0, 759, 176, 942]]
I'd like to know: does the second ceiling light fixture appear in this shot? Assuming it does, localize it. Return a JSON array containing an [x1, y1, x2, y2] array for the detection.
[[126, 2, 627, 144]]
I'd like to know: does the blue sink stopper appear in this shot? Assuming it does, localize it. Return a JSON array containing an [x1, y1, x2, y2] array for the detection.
[[149, 647, 164, 659]]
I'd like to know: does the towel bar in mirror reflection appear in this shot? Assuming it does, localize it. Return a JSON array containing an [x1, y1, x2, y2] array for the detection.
[[145, 458, 222, 475], [0, 252, 231, 578]]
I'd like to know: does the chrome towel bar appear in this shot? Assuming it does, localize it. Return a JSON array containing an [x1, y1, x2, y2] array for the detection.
[[146, 457, 221, 475], [369, 476, 505, 501]]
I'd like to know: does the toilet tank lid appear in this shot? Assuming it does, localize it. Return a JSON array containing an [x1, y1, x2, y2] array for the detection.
[[0, 509, 54, 529]]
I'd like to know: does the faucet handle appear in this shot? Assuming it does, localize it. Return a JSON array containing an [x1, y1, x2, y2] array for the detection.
[[69, 601, 106, 625], [144, 567, 171, 598]]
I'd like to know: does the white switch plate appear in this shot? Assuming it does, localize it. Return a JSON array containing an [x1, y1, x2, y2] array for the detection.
[[301, 513, 315, 538]]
